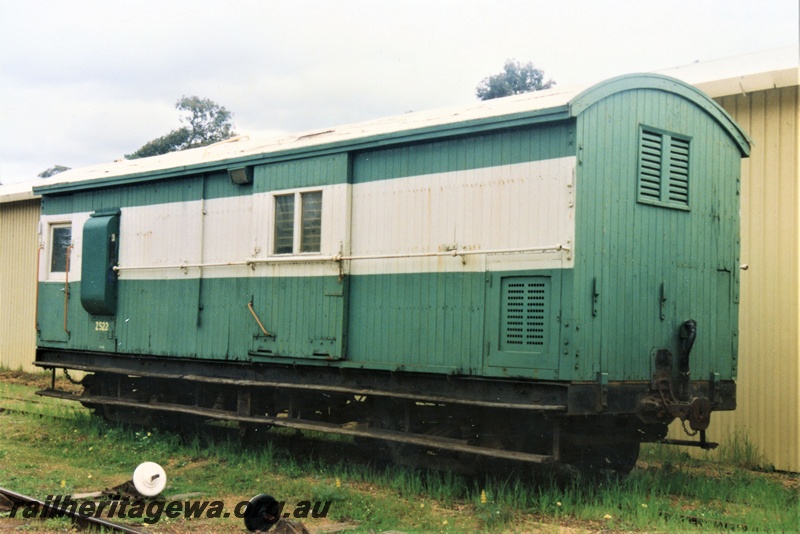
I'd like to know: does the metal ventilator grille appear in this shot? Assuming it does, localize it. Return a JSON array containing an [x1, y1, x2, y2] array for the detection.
[[668, 137, 690, 204], [501, 277, 548, 352], [638, 127, 690, 209], [638, 130, 663, 201]]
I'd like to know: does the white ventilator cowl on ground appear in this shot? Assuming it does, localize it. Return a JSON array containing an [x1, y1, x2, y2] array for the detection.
[[132, 462, 167, 497]]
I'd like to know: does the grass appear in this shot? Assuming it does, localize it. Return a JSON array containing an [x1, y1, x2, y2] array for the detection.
[[716, 429, 770, 470], [1, 373, 798, 532]]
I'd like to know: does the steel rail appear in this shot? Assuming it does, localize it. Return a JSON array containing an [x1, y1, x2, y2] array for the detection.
[[34, 244, 43, 332], [0, 486, 146, 534], [63, 244, 73, 335]]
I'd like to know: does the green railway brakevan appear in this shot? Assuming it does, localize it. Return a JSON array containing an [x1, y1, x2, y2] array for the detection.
[[34, 74, 750, 474]]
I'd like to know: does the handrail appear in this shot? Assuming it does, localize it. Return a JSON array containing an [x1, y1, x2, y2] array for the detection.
[[34, 244, 43, 332], [114, 260, 251, 272], [112, 244, 570, 272], [63, 245, 73, 335], [333, 244, 568, 262], [247, 300, 273, 337]]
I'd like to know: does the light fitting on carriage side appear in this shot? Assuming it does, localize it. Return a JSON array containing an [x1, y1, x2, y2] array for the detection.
[[228, 165, 254, 185]]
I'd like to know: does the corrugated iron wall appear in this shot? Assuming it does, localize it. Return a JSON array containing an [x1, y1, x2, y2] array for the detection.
[[670, 85, 799, 472], [0, 199, 40, 372], [723, 85, 799, 472]]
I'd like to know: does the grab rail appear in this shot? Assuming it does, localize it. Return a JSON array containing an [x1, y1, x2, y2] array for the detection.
[[34, 244, 42, 332], [247, 300, 273, 337], [112, 244, 570, 272], [63, 245, 73, 335]]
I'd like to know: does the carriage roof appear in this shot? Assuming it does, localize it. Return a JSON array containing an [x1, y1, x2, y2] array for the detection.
[[28, 73, 749, 197]]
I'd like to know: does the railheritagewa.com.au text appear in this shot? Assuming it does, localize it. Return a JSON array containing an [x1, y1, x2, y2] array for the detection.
[[9, 495, 332, 525]]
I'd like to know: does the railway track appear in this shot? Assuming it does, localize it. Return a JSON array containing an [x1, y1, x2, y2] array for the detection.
[[0, 486, 147, 533], [0, 394, 87, 420], [660, 510, 750, 531]]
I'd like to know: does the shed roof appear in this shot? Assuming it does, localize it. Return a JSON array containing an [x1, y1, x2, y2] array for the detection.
[[658, 45, 799, 98], [0, 180, 38, 204]]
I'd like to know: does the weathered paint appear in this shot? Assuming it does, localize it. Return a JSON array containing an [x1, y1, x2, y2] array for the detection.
[[572, 87, 742, 383], [80, 210, 120, 316], [34, 76, 748, 396], [351, 122, 574, 183], [349, 157, 575, 275], [41, 174, 207, 216], [0, 57, 787, 470], [36, 155, 572, 376]]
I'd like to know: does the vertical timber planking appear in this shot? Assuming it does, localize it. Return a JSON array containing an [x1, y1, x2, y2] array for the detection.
[[574, 87, 742, 383]]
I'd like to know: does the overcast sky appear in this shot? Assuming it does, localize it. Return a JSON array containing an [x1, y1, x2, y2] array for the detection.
[[0, 0, 797, 185]]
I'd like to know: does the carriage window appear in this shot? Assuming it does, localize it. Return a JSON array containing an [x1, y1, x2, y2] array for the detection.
[[300, 191, 322, 253], [50, 224, 72, 273], [274, 194, 295, 254], [274, 191, 322, 255]]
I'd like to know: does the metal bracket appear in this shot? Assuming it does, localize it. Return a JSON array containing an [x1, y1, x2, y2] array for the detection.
[[596, 372, 608, 412], [709, 372, 721, 405], [660, 432, 719, 450]]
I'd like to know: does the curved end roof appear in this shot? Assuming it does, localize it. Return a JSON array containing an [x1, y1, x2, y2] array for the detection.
[[570, 73, 752, 156], [27, 73, 750, 196]]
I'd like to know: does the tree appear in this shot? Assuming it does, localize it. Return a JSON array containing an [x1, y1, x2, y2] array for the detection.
[[126, 96, 236, 159], [38, 165, 71, 178], [476, 59, 555, 101], [123, 129, 193, 160]]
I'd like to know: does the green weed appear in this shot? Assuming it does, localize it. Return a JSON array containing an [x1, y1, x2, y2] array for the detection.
[[1, 377, 797, 533], [716, 429, 767, 470]]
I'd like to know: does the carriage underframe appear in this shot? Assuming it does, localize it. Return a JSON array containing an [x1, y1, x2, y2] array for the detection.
[[35, 348, 734, 474]]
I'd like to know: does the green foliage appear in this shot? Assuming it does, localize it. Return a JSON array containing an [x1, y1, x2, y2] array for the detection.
[[37, 165, 71, 178], [123, 128, 192, 160], [716, 430, 767, 470], [178, 95, 236, 147], [476, 59, 555, 101], [125, 96, 235, 159], [644, 431, 771, 471]]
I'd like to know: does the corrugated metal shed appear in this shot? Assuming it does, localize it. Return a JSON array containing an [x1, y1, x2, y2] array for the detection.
[[0, 189, 39, 372], [665, 46, 800, 472]]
